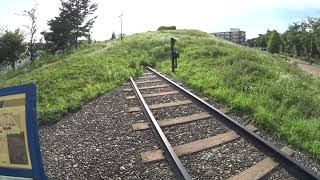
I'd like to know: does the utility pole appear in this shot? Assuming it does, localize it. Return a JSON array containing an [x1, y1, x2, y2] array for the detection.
[[305, 18, 313, 64], [306, 27, 313, 64], [119, 14, 123, 40], [309, 32, 313, 64], [284, 35, 288, 61], [171, 38, 179, 72]]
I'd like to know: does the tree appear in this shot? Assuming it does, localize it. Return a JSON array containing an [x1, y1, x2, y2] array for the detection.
[[22, 5, 38, 62], [280, 32, 288, 59], [256, 30, 272, 49], [252, 17, 320, 60], [286, 23, 301, 57], [0, 25, 6, 35], [256, 34, 266, 48], [42, 15, 72, 52], [302, 17, 320, 63], [315, 26, 320, 55], [299, 23, 312, 62], [267, 30, 281, 54], [0, 26, 7, 65], [66, 0, 98, 48], [87, 33, 92, 43], [42, 0, 98, 52], [0, 30, 26, 70]]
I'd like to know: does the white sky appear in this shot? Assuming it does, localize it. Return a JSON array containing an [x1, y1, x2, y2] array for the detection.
[[1, 0, 320, 41]]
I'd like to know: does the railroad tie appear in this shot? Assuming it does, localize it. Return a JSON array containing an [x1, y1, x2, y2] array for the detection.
[[126, 92, 206, 100], [132, 112, 212, 130], [126, 91, 179, 100], [135, 80, 162, 84], [219, 107, 230, 114], [141, 125, 257, 162], [139, 75, 157, 79], [125, 80, 163, 86], [128, 100, 192, 112], [124, 84, 169, 92], [201, 97, 209, 101], [143, 67, 318, 179], [227, 146, 294, 180]]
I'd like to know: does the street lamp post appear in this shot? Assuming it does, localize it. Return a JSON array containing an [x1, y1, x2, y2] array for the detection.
[[305, 19, 313, 64], [285, 37, 287, 61], [309, 31, 313, 64], [119, 14, 123, 40]]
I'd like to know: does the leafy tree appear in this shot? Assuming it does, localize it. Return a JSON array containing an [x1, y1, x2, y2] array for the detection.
[[246, 38, 256, 47], [0, 26, 7, 65], [256, 30, 272, 48], [0, 30, 26, 70], [286, 23, 301, 56], [315, 26, 320, 55], [15, 5, 38, 59], [299, 24, 312, 61], [280, 32, 287, 56], [281, 18, 320, 60], [247, 17, 320, 60], [42, 15, 71, 52], [63, 0, 98, 48], [304, 17, 320, 62], [0, 25, 6, 35], [42, 0, 98, 52], [267, 30, 281, 54], [22, 5, 38, 62]]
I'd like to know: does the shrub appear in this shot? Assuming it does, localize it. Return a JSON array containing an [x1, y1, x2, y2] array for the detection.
[[157, 26, 176, 31]]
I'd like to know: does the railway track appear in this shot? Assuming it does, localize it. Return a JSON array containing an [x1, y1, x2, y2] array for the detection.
[[125, 67, 320, 180]]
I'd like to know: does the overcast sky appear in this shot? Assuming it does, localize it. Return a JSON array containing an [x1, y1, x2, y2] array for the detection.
[[0, 0, 319, 41]]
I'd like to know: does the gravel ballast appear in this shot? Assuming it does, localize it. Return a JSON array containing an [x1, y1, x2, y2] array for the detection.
[[181, 139, 267, 179], [151, 69, 319, 178], [134, 72, 272, 179], [40, 81, 175, 179], [39, 69, 319, 179]]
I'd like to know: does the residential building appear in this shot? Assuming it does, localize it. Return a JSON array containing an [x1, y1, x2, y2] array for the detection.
[[211, 28, 246, 45]]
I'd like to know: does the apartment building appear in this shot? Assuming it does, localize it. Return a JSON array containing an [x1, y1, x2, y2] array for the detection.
[[211, 28, 246, 45]]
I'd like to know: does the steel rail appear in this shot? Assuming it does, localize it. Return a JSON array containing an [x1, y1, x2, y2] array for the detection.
[[129, 77, 192, 180], [147, 66, 320, 180]]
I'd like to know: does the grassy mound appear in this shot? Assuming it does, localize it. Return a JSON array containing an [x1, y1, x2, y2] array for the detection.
[[0, 42, 148, 124], [0, 29, 319, 160], [156, 30, 320, 160]]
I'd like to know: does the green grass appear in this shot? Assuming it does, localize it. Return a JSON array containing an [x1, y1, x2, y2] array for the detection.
[[0, 42, 149, 124], [0, 29, 319, 161], [155, 31, 320, 160]]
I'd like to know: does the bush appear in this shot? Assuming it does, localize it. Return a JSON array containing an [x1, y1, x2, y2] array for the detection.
[[151, 46, 170, 60], [157, 26, 176, 31]]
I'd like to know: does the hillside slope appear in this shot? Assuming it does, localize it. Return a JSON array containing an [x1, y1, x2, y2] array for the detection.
[[0, 43, 146, 124], [0, 29, 319, 160]]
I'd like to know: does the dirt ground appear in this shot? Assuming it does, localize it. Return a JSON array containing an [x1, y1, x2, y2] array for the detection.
[[290, 58, 320, 76]]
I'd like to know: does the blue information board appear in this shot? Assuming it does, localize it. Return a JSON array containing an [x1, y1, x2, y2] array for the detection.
[[0, 84, 46, 179]]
